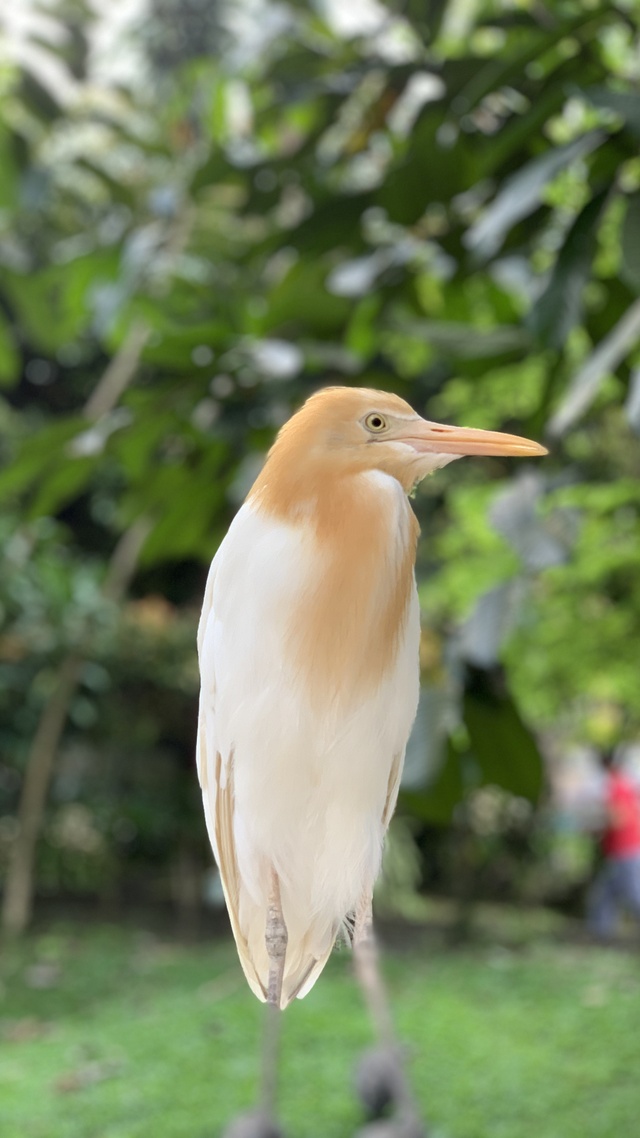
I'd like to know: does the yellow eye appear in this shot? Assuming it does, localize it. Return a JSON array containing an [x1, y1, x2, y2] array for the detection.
[[364, 413, 387, 433]]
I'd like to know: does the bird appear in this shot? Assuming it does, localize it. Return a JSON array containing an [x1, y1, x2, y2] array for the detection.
[[196, 386, 546, 1132]]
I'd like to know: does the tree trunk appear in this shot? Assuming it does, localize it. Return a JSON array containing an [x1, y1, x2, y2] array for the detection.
[[1, 655, 83, 934], [1, 519, 150, 936]]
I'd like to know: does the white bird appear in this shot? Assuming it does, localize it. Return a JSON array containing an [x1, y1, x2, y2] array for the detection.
[[196, 386, 546, 1132]]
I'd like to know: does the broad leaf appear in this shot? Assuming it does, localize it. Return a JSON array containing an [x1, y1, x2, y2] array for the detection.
[[584, 86, 640, 140], [549, 297, 640, 436], [529, 189, 609, 349], [402, 739, 466, 826], [264, 259, 351, 335], [463, 669, 544, 803], [28, 458, 97, 519], [396, 319, 529, 360], [0, 314, 20, 387], [0, 419, 85, 503], [0, 125, 20, 212], [4, 252, 119, 354], [466, 132, 604, 260]]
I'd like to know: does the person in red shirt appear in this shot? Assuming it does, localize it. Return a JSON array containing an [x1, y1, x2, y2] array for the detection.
[[587, 748, 640, 939]]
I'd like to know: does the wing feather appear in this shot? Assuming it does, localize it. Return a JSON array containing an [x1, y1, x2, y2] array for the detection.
[[212, 747, 266, 1000], [381, 749, 404, 830], [196, 543, 267, 1000]]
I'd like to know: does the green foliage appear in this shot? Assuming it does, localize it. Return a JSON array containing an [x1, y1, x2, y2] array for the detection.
[[508, 472, 640, 733], [464, 678, 543, 802], [1, 0, 640, 897]]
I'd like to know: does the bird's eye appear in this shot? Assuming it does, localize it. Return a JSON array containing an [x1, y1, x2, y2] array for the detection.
[[364, 413, 387, 433]]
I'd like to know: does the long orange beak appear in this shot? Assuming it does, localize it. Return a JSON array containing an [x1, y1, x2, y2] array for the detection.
[[399, 419, 548, 458]]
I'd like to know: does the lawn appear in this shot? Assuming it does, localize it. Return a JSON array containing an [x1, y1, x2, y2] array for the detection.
[[0, 914, 638, 1138]]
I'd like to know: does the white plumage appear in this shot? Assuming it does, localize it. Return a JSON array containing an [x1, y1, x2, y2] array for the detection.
[[196, 474, 419, 1006]]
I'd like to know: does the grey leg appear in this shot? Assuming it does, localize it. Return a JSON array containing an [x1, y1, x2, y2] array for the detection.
[[353, 895, 426, 1135], [224, 871, 287, 1138], [265, 869, 288, 1007], [260, 870, 288, 1124]]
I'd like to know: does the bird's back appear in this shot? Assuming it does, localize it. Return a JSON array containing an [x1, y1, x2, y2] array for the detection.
[[197, 469, 420, 1006]]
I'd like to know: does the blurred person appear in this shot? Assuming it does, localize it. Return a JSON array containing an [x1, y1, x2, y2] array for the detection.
[[587, 748, 640, 940]]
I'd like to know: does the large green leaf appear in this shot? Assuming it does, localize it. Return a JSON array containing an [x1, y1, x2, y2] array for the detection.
[[3, 251, 119, 353], [463, 672, 544, 803], [584, 87, 640, 140], [466, 132, 604, 260], [0, 419, 85, 503], [396, 319, 529, 360], [549, 297, 640, 436], [264, 259, 351, 336], [401, 740, 466, 826], [0, 314, 20, 387], [377, 111, 475, 225], [19, 72, 64, 124], [0, 125, 20, 212], [529, 188, 609, 349], [476, 95, 558, 184], [138, 476, 225, 565], [285, 195, 372, 258], [454, 9, 617, 113], [27, 457, 97, 519]]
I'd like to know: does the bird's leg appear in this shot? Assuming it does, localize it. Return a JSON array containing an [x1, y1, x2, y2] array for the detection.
[[352, 894, 425, 1134], [266, 869, 288, 1007], [259, 869, 288, 1128], [222, 876, 287, 1138]]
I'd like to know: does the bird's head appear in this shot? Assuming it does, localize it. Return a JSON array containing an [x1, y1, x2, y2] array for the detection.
[[264, 386, 547, 495]]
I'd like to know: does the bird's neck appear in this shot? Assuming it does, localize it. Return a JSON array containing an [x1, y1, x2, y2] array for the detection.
[[248, 447, 407, 528], [248, 448, 342, 527], [248, 456, 420, 704]]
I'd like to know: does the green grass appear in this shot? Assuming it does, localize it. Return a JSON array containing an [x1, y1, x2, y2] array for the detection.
[[0, 916, 639, 1137]]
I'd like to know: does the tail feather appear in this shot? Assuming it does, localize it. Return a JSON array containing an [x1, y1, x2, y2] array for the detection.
[[289, 942, 336, 1004]]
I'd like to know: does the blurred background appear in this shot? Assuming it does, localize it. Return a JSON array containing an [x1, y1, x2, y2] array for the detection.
[[1, 1, 640, 1135]]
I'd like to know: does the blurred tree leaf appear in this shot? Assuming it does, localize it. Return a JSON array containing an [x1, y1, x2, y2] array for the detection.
[[402, 739, 466, 826], [529, 188, 609, 349], [0, 314, 20, 387], [549, 297, 640, 436], [4, 252, 119, 354], [463, 676, 544, 804], [0, 420, 85, 504], [466, 132, 604, 261], [621, 192, 640, 294], [625, 367, 640, 434], [28, 457, 97, 519], [264, 260, 352, 336], [397, 320, 530, 361], [0, 125, 20, 212], [584, 86, 640, 140]]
